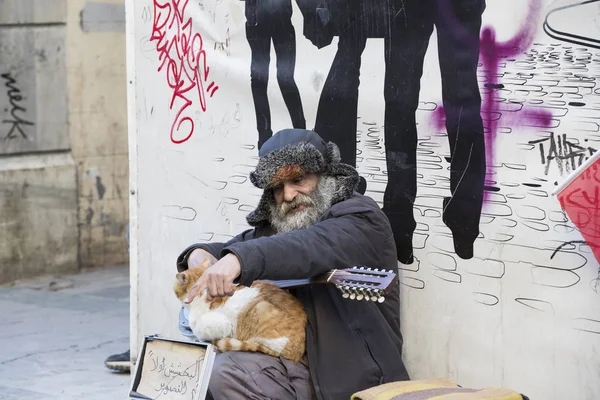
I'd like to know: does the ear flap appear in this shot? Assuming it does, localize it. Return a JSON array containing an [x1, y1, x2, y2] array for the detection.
[[176, 272, 187, 284], [325, 141, 341, 164]]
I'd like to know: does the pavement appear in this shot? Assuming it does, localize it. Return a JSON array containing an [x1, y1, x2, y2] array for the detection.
[[0, 265, 132, 399]]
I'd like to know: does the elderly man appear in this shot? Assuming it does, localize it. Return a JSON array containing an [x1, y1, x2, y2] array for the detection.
[[177, 129, 410, 400]]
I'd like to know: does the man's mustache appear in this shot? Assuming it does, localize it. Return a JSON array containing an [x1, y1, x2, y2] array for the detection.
[[279, 194, 314, 215]]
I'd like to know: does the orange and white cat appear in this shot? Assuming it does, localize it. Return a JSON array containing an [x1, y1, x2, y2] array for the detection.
[[173, 260, 307, 362]]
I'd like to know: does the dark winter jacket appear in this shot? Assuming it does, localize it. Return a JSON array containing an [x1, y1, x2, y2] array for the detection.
[[176, 192, 410, 400]]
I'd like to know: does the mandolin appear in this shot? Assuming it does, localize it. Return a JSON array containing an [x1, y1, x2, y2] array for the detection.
[[262, 266, 398, 303]]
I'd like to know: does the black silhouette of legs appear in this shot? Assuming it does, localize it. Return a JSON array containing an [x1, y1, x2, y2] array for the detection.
[[246, 20, 306, 150], [383, 2, 434, 264], [383, 0, 486, 263], [272, 20, 306, 134], [314, 25, 368, 167], [247, 23, 273, 149], [436, 0, 486, 259]]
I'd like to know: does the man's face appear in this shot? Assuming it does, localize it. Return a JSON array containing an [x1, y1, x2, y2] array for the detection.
[[273, 173, 319, 208], [269, 173, 336, 233]]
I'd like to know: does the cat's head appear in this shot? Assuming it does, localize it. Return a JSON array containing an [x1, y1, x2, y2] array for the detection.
[[173, 259, 210, 301]]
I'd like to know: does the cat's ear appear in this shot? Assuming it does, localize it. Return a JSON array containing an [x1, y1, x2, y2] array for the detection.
[[200, 259, 211, 269], [176, 272, 187, 284]]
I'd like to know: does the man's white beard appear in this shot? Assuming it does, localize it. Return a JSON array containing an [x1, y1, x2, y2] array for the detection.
[[269, 176, 338, 234]]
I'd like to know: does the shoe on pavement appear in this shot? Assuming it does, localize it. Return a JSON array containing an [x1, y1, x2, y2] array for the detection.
[[105, 349, 131, 373]]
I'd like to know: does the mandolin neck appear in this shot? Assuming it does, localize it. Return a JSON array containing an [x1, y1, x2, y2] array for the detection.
[[261, 273, 331, 289]]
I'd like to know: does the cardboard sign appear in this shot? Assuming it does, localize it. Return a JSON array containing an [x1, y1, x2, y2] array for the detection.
[[129, 335, 216, 400]]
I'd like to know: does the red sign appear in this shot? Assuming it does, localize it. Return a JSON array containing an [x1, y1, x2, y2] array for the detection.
[[556, 154, 600, 263]]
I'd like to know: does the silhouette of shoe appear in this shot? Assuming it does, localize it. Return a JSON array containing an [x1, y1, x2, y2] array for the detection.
[[442, 197, 475, 260]]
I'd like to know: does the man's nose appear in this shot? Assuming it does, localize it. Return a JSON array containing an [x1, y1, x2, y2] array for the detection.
[[283, 184, 298, 202]]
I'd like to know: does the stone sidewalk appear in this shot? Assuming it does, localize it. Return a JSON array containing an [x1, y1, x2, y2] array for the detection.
[[0, 265, 131, 399]]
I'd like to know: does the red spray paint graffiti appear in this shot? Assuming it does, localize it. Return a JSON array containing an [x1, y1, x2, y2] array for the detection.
[[151, 0, 219, 144]]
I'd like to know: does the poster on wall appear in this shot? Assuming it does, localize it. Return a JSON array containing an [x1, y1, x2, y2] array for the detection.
[[128, 0, 600, 399]]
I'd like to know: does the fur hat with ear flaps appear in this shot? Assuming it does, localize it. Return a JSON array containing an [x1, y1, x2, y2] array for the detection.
[[246, 129, 360, 227]]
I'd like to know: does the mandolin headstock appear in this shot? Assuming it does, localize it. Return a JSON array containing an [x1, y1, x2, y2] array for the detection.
[[328, 266, 398, 303]]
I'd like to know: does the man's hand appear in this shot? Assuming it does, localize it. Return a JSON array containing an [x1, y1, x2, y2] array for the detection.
[[184, 253, 242, 304], [187, 248, 218, 269]]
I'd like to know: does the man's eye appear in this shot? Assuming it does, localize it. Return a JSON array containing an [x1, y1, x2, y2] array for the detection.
[[293, 176, 304, 184]]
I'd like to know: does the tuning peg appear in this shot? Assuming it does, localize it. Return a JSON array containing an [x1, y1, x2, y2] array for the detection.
[[337, 285, 350, 299], [377, 296, 385, 303], [356, 288, 364, 301], [349, 289, 356, 300], [369, 290, 378, 301]]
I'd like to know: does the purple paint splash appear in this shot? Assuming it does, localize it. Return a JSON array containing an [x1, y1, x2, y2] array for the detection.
[[479, 0, 548, 199], [431, 0, 553, 204]]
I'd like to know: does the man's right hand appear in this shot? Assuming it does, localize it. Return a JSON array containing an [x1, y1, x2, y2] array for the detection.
[[187, 248, 218, 269]]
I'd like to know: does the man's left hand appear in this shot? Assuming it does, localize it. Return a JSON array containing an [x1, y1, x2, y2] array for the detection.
[[184, 253, 241, 304]]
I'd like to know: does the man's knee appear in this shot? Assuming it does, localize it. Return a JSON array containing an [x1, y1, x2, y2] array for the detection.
[[208, 353, 246, 399]]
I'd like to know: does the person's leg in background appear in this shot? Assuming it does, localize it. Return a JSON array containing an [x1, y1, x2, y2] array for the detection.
[[314, 16, 368, 193], [246, 22, 274, 150], [383, 0, 435, 264], [435, 0, 486, 259], [271, 18, 306, 131]]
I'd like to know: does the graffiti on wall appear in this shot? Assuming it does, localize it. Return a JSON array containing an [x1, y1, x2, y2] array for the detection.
[[1, 72, 34, 141], [151, 0, 220, 144], [148, 0, 600, 319]]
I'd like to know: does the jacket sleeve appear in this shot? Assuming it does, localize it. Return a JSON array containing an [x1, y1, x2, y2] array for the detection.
[[176, 228, 256, 272], [222, 201, 393, 284]]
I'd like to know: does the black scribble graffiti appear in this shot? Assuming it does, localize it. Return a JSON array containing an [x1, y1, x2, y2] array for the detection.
[[186, 172, 209, 188], [238, 204, 256, 213], [527, 189, 549, 197], [544, 0, 600, 50], [529, 132, 597, 176], [163, 205, 198, 221], [400, 277, 425, 290], [517, 205, 546, 221], [428, 252, 457, 271], [466, 259, 505, 279], [572, 317, 600, 335], [198, 232, 215, 242], [515, 298, 554, 313], [141, 6, 152, 23], [229, 175, 248, 184], [433, 269, 462, 284], [550, 240, 588, 259], [212, 181, 228, 190], [473, 292, 499, 306], [2, 72, 34, 141], [531, 266, 581, 288], [214, 28, 231, 56]]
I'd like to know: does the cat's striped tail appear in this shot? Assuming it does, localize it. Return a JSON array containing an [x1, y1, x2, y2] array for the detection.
[[213, 338, 281, 358]]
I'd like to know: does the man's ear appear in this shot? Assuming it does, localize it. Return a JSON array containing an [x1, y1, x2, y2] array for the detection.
[[176, 272, 187, 284]]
